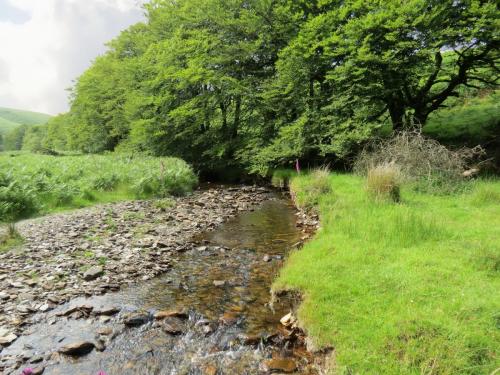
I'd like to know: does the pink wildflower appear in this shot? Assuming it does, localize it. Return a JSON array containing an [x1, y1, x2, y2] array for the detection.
[[21, 369, 33, 375]]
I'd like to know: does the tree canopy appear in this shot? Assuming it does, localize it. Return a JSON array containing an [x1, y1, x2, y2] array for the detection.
[[36, 0, 498, 174]]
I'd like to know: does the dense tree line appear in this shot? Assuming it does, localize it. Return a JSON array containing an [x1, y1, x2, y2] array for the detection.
[[18, 0, 500, 174]]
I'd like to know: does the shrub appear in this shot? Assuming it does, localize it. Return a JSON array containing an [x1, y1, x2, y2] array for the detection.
[[354, 130, 484, 194], [0, 183, 39, 222], [91, 174, 120, 191], [366, 163, 401, 202]]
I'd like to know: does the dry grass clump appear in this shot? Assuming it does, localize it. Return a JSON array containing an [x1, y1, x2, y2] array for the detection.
[[367, 163, 401, 202], [354, 130, 484, 194]]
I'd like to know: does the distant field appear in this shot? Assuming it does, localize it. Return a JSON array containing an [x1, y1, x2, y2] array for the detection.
[[0, 107, 52, 134], [0, 153, 198, 222]]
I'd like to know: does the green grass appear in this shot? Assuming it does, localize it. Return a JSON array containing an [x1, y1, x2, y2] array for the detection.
[[424, 91, 499, 146], [274, 172, 500, 374], [0, 153, 198, 222], [0, 107, 51, 134]]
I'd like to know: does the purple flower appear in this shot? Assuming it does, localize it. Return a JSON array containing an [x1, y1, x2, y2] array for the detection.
[[97, 371, 107, 375], [21, 369, 33, 375]]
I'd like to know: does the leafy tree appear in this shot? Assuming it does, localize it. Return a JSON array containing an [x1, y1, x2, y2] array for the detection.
[[277, 0, 499, 130]]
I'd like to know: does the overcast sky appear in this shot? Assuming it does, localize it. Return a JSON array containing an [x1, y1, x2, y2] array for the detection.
[[0, 0, 144, 115]]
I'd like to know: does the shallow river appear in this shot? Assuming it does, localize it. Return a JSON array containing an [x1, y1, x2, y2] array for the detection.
[[4, 196, 315, 374]]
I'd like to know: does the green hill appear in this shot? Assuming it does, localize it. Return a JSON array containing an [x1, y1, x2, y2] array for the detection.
[[0, 107, 52, 134]]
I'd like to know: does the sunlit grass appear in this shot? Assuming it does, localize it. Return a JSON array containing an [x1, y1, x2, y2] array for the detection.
[[274, 173, 500, 374]]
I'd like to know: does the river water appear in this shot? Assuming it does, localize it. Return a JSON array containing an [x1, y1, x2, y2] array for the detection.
[[3, 196, 318, 374]]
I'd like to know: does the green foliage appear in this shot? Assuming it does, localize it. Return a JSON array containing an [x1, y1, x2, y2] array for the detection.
[[275, 173, 500, 373], [0, 153, 197, 221], [28, 0, 499, 174]]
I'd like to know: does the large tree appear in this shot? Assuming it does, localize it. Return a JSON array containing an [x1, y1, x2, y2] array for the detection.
[[277, 0, 499, 130]]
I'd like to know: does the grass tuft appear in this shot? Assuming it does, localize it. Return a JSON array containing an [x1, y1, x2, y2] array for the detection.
[[366, 163, 401, 202]]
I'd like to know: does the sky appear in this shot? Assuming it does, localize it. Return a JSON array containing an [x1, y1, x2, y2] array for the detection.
[[0, 0, 144, 115]]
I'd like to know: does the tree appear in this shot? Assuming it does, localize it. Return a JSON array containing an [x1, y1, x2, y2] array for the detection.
[[278, 0, 499, 130]]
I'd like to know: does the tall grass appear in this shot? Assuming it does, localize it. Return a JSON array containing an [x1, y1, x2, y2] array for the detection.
[[0, 153, 198, 221], [274, 173, 500, 374], [366, 163, 401, 202], [289, 167, 331, 209]]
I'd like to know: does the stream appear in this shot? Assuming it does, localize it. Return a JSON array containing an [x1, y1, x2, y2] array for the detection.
[[2, 195, 320, 374]]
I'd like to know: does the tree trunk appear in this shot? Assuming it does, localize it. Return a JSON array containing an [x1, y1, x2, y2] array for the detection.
[[231, 96, 241, 139], [388, 102, 405, 131], [220, 102, 227, 133]]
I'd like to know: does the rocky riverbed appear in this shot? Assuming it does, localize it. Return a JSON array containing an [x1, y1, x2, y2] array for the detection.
[[0, 186, 322, 374]]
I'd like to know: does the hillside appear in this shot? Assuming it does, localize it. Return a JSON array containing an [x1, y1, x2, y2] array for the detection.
[[0, 107, 52, 134]]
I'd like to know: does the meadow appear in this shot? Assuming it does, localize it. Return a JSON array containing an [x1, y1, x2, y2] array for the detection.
[[273, 171, 500, 374], [0, 153, 197, 222]]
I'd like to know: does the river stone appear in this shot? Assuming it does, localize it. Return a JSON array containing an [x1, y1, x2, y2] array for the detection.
[[154, 309, 188, 320], [0, 330, 17, 346], [58, 341, 95, 356], [204, 364, 217, 375], [97, 327, 113, 336], [162, 317, 184, 335], [93, 306, 120, 316], [123, 312, 150, 327], [213, 280, 226, 287], [280, 312, 296, 327], [262, 357, 297, 373], [83, 266, 104, 281]]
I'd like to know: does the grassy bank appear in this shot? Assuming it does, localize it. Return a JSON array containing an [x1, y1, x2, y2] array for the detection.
[[0, 153, 197, 222], [274, 172, 499, 374]]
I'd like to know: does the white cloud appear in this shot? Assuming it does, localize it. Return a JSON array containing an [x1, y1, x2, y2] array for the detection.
[[0, 0, 144, 114]]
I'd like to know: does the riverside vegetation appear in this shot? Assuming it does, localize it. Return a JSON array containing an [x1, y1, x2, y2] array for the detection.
[[273, 170, 500, 374], [0, 153, 197, 223]]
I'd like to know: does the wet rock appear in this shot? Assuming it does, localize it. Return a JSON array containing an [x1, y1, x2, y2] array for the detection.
[[56, 304, 93, 317], [96, 327, 113, 336], [219, 311, 239, 325], [0, 329, 17, 346], [83, 266, 104, 281], [29, 355, 43, 363], [239, 333, 261, 346], [204, 364, 218, 375], [213, 280, 226, 287], [123, 312, 150, 327], [93, 306, 120, 316], [154, 309, 188, 320], [58, 341, 95, 356], [262, 357, 297, 373], [162, 317, 184, 335], [95, 340, 106, 352], [280, 312, 297, 328]]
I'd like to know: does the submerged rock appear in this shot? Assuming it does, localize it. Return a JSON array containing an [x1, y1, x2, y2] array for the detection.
[[123, 312, 150, 327], [262, 357, 297, 373], [154, 309, 188, 320], [162, 317, 184, 335]]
